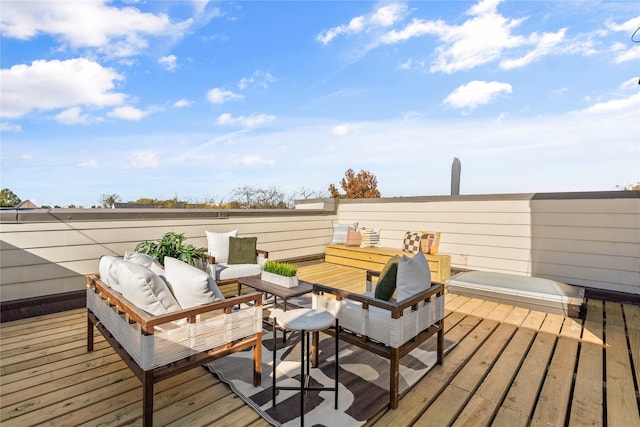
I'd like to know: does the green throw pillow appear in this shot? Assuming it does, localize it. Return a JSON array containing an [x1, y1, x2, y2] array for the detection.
[[227, 237, 257, 264], [374, 255, 401, 301]]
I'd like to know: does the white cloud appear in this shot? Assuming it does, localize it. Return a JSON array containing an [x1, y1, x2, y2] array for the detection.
[[371, 3, 407, 27], [577, 92, 640, 114], [54, 107, 93, 125], [1, 122, 22, 132], [0, 0, 192, 58], [216, 113, 275, 128], [606, 16, 640, 34], [332, 122, 362, 136], [237, 70, 277, 90], [123, 150, 159, 169], [207, 88, 244, 104], [382, 0, 527, 73], [78, 159, 98, 168], [107, 105, 149, 121], [1, 58, 125, 119], [443, 80, 512, 110], [158, 54, 177, 71], [173, 98, 194, 108], [19, 153, 33, 162], [236, 155, 276, 166], [317, 2, 408, 45], [500, 29, 567, 69], [613, 45, 640, 63]]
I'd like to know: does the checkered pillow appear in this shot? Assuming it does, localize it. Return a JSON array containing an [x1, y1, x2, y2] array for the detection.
[[402, 231, 423, 253]]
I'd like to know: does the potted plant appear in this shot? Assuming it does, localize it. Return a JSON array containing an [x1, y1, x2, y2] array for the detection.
[[261, 261, 299, 288], [135, 232, 206, 268]]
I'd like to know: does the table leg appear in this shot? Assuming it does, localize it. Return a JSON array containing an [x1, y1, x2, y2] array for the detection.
[[300, 329, 305, 427], [335, 319, 339, 409], [272, 317, 277, 406]]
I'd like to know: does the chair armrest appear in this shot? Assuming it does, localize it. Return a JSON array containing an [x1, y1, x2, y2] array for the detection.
[[365, 270, 380, 293], [313, 281, 444, 319]]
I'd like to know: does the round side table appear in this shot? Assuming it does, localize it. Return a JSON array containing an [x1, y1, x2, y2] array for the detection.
[[272, 308, 339, 427]]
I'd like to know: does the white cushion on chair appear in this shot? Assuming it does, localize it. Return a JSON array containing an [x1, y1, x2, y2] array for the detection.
[[98, 255, 124, 292], [205, 230, 237, 263], [124, 251, 165, 277], [213, 262, 262, 281], [396, 251, 431, 302], [117, 261, 182, 315], [164, 257, 222, 308]]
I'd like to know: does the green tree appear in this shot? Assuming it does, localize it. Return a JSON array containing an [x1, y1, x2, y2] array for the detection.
[[0, 188, 22, 207], [329, 168, 381, 199], [100, 193, 122, 208]]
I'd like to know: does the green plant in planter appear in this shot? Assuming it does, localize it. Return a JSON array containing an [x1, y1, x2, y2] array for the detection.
[[134, 232, 206, 266], [262, 261, 298, 277]]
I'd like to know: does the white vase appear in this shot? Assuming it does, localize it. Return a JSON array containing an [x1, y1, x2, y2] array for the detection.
[[261, 271, 299, 288]]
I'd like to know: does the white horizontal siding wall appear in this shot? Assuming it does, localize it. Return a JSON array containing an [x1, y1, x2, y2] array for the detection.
[[2, 192, 638, 302], [336, 193, 640, 295], [0, 209, 335, 302]]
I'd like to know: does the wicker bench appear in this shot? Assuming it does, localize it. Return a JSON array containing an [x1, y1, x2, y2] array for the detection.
[[86, 274, 263, 427]]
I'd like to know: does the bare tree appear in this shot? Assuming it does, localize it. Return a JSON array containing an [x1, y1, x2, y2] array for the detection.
[[229, 185, 289, 208]]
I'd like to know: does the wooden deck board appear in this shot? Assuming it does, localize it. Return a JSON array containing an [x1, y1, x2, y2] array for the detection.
[[1, 262, 639, 427], [605, 302, 640, 427]]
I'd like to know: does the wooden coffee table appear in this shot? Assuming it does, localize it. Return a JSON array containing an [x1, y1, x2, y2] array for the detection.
[[237, 276, 314, 311]]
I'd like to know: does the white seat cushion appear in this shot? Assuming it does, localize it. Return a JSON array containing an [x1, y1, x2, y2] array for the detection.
[[164, 257, 223, 308], [117, 261, 182, 315], [213, 262, 262, 281], [205, 230, 237, 263]]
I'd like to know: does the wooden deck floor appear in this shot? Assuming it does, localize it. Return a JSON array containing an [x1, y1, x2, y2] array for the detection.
[[1, 262, 639, 426]]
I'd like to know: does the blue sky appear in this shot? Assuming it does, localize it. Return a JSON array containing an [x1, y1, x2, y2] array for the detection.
[[1, 0, 639, 207]]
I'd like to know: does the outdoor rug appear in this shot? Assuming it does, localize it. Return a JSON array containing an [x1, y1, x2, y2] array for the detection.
[[207, 322, 456, 426]]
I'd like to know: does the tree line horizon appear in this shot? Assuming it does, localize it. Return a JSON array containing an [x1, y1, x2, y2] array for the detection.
[[1, 169, 382, 209]]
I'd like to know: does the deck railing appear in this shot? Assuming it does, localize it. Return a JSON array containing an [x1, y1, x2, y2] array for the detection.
[[1, 191, 638, 316]]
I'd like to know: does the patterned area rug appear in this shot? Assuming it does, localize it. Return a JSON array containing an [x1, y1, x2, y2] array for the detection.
[[207, 318, 456, 427]]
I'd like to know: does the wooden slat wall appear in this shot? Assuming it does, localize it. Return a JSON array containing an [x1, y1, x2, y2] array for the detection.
[[335, 193, 640, 294], [0, 211, 335, 301]]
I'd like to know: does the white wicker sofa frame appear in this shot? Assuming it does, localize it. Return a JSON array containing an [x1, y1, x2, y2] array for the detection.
[[311, 270, 445, 409], [86, 274, 263, 427]]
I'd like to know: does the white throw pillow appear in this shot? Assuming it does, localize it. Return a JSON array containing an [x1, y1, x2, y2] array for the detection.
[[164, 257, 222, 308], [331, 222, 358, 244], [124, 251, 165, 277], [396, 251, 431, 302], [205, 230, 238, 263], [98, 255, 124, 292], [117, 261, 182, 315]]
